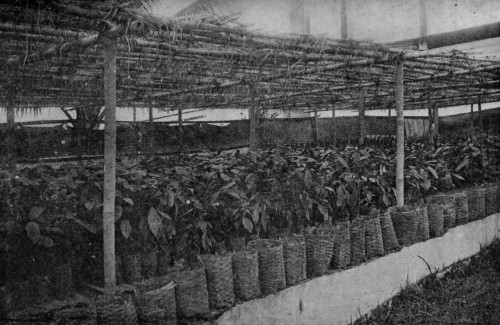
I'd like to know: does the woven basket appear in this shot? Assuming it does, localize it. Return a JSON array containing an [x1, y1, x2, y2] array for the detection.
[[364, 216, 384, 259], [228, 237, 247, 252], [450, 191, 469, 224], [331, 221, 351, 269], [350, 219, 366, 265], [201, 254, 235, 309], [281, 235, 306, 285], [390, 206, 419, 246], [133, 275, 177, 325], [52, 303, 97, 325], [304, 232, 334, 277], [247, 239, 286, 294], [485, 184, 498, 216], [232, 250, 260, 300], [415, 206, 430, 243], [427, 204, 445, 237], [141, 249, 158, 279], [168, 264, 209, 317], [442, 203, 456, 231], [123, 253, 142, 284], [96, 294, 138, 325], [467, 187, 485, 220], [378, 212, 400, 253]]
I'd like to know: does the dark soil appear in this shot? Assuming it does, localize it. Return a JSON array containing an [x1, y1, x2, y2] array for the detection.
[[354, 239, 500, 325]]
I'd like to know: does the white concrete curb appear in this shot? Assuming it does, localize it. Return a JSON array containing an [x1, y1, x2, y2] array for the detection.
[[216, 213, 500, 325]]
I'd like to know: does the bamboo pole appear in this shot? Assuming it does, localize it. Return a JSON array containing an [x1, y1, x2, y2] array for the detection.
[[478, 95, 483, 129], [249, 85, 258, 151], [426, 88, 434, 144], [358, 90, 365, 145], [396, 56, 405, 207], [331, 98, 337, 146], [102, 37, 117, 295], [178, 106, 183, 153], [133, 106, 137, 122], [341, 0, 348, 39], [313, 107, 318, 143], [433, 98, 439, 143]]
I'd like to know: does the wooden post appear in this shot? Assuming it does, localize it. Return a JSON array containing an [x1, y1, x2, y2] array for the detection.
[[148, 100, 153, 123], [470, 103, 474, 130], [478, 95, 483, 129], [427, 89, 434, 144], [313, 108, 318, 143], [178, 106, 183, 153], [133, 106, 137, 122], [433, 98, 439, 143], [358, 90, 365, 146], [249, 85, 258, 151], [102, 36, 117, 295], [331, 98, 337, 146], [6, 105, 15, 128], [419, 0, 428, 50], [340, 0, 348, 39], [395, 56, 405, 208]]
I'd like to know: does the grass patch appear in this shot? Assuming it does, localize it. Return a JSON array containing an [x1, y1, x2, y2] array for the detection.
[[354, 238, 500, 325]]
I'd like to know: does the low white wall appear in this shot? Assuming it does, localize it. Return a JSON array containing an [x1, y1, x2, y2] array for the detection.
[[217, 213, 500, 325]]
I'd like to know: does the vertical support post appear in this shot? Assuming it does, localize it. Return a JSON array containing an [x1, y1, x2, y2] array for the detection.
[[419, 0, 428, 50], [6, 104, 15, 128], [313, 108, 318, 143], [396, 56, 405, 208], [340, 0, 348, 39], [102, 37, 117, 295], [478, 95, 483, 129], [427, 89, 434, 144], [148, 100, 153, 123], [178, 106, 183, 153], [331, 98, 337, 146], [249, 85, 258, 151], [470, 102, 474, 130], [433, 99, 439, 143], [358, 90, 365, 146], [133, 106, 137, 122]]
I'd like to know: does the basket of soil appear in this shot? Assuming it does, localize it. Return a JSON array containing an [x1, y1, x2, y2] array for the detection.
[[449, 190, 469, 224], [168, 261, 209, 318], [232, 250, 260, 300], [200, 254, 235, 309], [415, 205, 430, 243], [281, 235, 306, 285], [96, 294, 138, 325], [364, 215, 384, 259], [228, 237, 247, 252], [427, 203, 445, 237], [378, 212, 400, 253], [303, 229, 334, 277], [350, 218, 366, 265], [247, 239, 286, 294], [389, 206, 419, 246], [133, 275, 177, 325], [331, 221, 351, 269], [52, 302, 97, 325], [485, 184, 498, 216], [428, 194, 456, 231], [467, 187, 485, 220], [141, 248, 158, 279], [123, 253, 142, 284]]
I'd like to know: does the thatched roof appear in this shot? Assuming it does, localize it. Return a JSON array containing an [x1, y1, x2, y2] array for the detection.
[[1, 0, 499, 113]]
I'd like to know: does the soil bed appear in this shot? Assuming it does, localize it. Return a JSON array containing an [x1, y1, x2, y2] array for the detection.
[[354, 239, 500, 325]]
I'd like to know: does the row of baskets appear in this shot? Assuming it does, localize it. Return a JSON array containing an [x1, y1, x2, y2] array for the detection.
[[2, 184, 498, 323]]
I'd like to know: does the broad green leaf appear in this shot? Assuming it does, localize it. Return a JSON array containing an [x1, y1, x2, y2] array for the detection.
[[337, 155, 349, 169], [120, 219, 132, 239], [26, 222, 41, 241], [318, 204, 328, 220], [148, 207, 162, 238], [166, 191, 175, 208], [114, 205, 123, 221], [252, 207, 260, 223], [452, 173, 465, 181], [29, 207, 45, 219], [123, 198, 134, 206], [455, 158, 469, 171], [242, 217, 253, 233], [427, 166, 439, 179], [85, 201, 95, 211], [157, 210, 172, 220], [304, 170, 313, 188]]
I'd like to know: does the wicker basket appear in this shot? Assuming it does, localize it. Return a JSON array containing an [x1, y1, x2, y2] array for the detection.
[[390, 206, 419, 246], [201, 254, 235, 309], [96, 294, 138, 325], [364, 216, 384, 259], [427, 203, 444, 237], [228, 237, 247, 252], [442, 203, 456, 231], [52, 303, 97, 325], [304, 232, 334, 277], [168, 264, 209, 317], [281, 235, 306, 285], [247, 239, 286, 294], [415, 206, 430, 243], [467, 187, 486, 220], [378, 212, 400, 253], [331, 221, 351, 269], [133, 275, 177, 325], [123, 253, 142, 284], [485, 184, 498, 216], [232, 250, 260, 300], [350, 218, 366, 265], [450, 191, 469, 225], [141, 249, 158, 279]]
